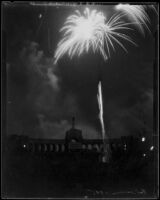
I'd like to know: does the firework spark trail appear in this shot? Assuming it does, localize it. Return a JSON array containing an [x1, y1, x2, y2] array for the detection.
[[115, 4, 151, 35], [54, 8, 137, 64], [97, 81, 110, 161], [149, 5, 158, 14], [97, 81, 105, 140]]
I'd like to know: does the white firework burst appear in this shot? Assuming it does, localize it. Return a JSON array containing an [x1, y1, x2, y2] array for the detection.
[[115, 4, 151, 35], [54, 8, 136, 64]]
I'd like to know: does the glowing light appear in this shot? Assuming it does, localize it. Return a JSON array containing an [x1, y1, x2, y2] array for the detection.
[[23, 144, 26, 148], [142, 137, 146, 142], [54, 8, 136, 64], [115, 4, 150, 35], [143, 153, 146, 157], [150, 146, 154, 151], [102, 156, 107, 163], [39, 14, 42, 19]]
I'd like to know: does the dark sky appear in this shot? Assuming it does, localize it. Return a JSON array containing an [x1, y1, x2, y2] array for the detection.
[[3, 2, 158, 139]]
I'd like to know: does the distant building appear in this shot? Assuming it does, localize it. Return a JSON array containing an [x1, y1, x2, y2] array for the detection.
[[8, 118, 156, 157], [65, 117, 83, 150], [8, 118, 111, 153]]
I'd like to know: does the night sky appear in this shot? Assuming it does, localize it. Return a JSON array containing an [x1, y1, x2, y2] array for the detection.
[[3, 2, 158, 139]]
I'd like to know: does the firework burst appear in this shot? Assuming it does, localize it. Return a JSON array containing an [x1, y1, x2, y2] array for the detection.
[[54, 8, 136, 64], [115, 4, 151, 35]]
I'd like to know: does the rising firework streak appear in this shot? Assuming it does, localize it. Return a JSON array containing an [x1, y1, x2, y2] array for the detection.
[[97, 81, 110, 162], [97, 81, 105, 140]]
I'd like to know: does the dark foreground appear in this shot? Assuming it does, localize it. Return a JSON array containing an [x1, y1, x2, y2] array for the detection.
[[2, 148, 158, 199]]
